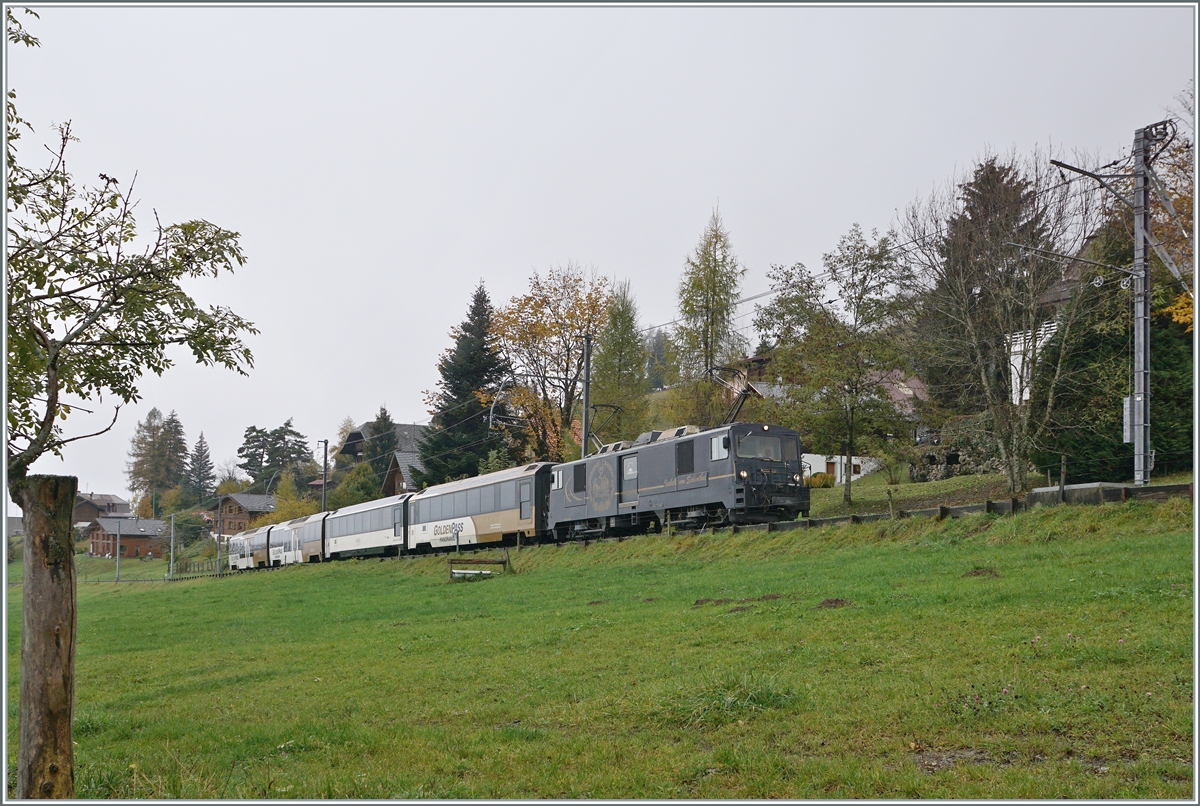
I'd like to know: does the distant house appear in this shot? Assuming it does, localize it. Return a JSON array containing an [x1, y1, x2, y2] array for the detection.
[[73, 493, 131, 524], [340, 422, 428, 494], [207, 493, 276, 535], [7, 516, 24, 537], [86, 518, 166, 559]]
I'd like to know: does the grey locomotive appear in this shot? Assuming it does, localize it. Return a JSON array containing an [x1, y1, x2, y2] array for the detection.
[[547, 422, 809, 539]]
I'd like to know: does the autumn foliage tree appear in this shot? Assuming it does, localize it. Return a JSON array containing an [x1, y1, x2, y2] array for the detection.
[[491, 263, 610, 461]]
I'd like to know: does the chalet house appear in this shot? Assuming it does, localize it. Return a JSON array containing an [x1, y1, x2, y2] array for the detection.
[[87, 518, 166, 559], [73, 493, 131, 524], [208, 493, 276, 535], [340, 422, 428, 495]]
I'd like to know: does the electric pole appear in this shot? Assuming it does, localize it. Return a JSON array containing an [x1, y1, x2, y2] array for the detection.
[[581, 333, 592, 459], [169, 513, 175, 580], [114, 518, 121, 583], [1131, 125, 1153, 485], [319, 439, 329, 512], [1053, 120, 1178, 486]]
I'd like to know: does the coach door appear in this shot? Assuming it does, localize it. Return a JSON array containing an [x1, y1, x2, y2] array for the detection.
[[619, 454, 639, 506]]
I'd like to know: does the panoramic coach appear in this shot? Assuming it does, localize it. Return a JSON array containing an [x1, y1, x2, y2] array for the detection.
[[405, 462, 554, 552]]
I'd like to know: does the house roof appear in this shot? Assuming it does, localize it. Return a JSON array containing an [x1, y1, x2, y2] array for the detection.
[[7, 516, 24, 536], [76, 492, 129, 506], [208, 493, 276, 514], [339, 422, 428, 458], [90, 518, 166, 536]]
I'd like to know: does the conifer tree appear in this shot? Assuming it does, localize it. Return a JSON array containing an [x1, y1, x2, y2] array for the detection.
[[366, 406, 398, 481], [675, 209, 748, 376], [416, 283, 511, 486], [186, 432, 216, 501], [126, 408, 188, 505], [592, 279, 650, 442]]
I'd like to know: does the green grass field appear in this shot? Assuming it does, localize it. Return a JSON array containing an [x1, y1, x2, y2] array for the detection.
[[6, 497, 1194, 798]]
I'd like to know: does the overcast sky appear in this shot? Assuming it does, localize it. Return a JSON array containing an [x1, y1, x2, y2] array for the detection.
[[6, 3, 1194, 510]]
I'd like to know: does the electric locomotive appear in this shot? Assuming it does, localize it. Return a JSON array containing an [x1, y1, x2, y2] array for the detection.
[[547, 422, 809, 539]]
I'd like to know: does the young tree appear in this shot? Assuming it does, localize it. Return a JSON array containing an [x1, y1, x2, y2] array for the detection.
[[645, 328, 674, 391], [417, 283, 513, 484], [185, 432, 216, 502], [591, 280, 650, 443], [675, 209, 748, 377], [754, 225, 914, 504], [491, 265, 611, 461], [5, 11, 255, 797], [901, 151, 1102, 492]]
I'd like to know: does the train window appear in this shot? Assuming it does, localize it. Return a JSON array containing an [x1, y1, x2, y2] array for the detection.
[[737, 434, 782, 461], [573, 464, 586, 493], [784, 439, 799, 461], [519, 481, 531, 502], [453, 491, 467, 518], [676, 440, 695, 475], [486, 484, 499, 513], [519, 481, 532, 520], [467, 487, 481, 516], [551, 469, 563, 491], [500, 481, 516, 510], [623, 455, 638, 480], [393, 506, 404, 524], [710, 435, 730, 461]]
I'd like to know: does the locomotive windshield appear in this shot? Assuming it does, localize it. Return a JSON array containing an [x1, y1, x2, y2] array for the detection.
[[736, 434, 800, 462]]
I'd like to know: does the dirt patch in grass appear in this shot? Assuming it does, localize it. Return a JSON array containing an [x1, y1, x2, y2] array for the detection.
[[643, 597, 659, 602], [962, 568, 1000, 578], [586, 600, 607, 606], [913, 748, 991, 774], [817, 598, 851, 609]]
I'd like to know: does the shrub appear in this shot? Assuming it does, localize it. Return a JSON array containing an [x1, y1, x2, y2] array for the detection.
[[807, 472, 835, 488]]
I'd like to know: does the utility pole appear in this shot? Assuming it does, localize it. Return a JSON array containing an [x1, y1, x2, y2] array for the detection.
[[1053, 121, 1176, 486], [319, 439, 329, 512], [114, 518, 121, 583], [581, 333, 592, 459], [169, 513, 175, 580], [1131, 126, 1153, 485]]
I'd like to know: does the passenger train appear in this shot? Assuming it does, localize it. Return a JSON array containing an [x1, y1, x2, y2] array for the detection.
[[226, 422, 811, 570]]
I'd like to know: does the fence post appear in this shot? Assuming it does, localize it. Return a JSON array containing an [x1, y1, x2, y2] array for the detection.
[[1058, 454, 1066, 504]]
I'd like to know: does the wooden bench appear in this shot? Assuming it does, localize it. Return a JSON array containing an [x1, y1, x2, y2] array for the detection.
[[448, 549, 511, 582]]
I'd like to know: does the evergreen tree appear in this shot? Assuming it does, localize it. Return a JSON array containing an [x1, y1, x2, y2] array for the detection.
[[126, 408, 189, 508], [415, 283, 511, 485], [185, 432, 216, 502], [645, 328, 674, 391], [366, 406, 398, 481], [592, 279, 650, 442], [675, 208, 748, 377], [237, 418, 313, 486], [236, 425, 271, 481]]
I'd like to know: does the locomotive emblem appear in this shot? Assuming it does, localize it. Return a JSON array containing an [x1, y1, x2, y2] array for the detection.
[[590, 460, 615, 511]]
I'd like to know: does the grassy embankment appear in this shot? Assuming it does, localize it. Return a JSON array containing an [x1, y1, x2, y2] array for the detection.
[[5, 496, 1194, 798], [808, 468, 1194, 519]]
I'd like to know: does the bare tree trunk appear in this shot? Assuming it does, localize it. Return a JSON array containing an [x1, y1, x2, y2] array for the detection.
[[12, 474, 77, 799]]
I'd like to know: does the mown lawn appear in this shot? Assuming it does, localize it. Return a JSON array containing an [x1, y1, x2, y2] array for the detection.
[[6, 498, 1193, 798]]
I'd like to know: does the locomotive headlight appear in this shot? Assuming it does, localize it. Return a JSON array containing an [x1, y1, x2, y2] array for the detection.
[[792, 474, 801, 483], [738, 470, 748, 480]]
